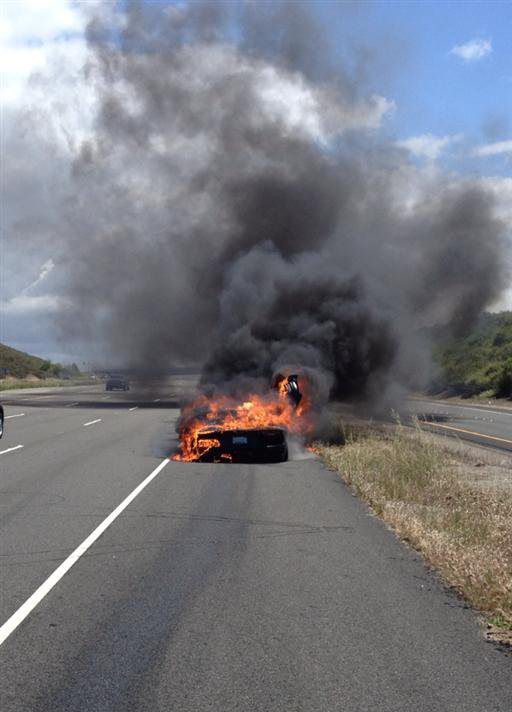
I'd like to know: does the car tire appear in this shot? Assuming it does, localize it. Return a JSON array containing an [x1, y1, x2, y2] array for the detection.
[[0, 406, 4, 439]]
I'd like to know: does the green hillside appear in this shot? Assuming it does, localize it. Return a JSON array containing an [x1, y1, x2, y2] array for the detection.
[[0, 343, 67, 379], [434, 311, 512, 398]]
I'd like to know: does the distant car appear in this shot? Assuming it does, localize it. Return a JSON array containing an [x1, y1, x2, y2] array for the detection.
[[196, 427, 288, 463], [105, 375, 130, 391], [0, 404, 4, 439]]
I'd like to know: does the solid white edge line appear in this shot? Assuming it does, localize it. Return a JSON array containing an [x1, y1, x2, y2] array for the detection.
[[83, 419, 102, 427], [5, 413, 25, 419], [0, 444, 24, 455], [0, 457, 170, 647]]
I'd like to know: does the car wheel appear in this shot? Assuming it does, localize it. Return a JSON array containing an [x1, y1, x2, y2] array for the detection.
[[0, 407, 4, 439]]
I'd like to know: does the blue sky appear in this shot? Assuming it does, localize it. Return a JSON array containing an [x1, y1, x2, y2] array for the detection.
[[311, 0, 511, 175]]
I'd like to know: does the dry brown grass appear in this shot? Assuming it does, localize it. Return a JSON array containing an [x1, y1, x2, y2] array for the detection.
[[315, 422, 512, 642]]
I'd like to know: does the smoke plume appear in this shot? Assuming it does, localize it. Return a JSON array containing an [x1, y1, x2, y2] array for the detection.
[[32, 2, 509, 406]]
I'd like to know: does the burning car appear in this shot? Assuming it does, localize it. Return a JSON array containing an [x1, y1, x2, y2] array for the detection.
[[196, 426, 288, 463], [173, 373, 309, 463]]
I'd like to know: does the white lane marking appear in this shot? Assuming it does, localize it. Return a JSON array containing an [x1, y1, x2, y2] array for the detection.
[[5, 413, 25, 419], [0, 457, 170, 646], [153, 398, 161, 402], [66, 402, 79, 407], [0, 445, 24, 455], [129, 407, 138, 411], [83, 419, 102, 427]]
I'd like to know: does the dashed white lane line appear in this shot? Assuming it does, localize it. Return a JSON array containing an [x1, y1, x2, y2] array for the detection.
[[153, 398, 161, 402], [5, 413, 25, 419], [0, 457, 170, 647], [129, 407, 138, 411], [25, 395, 55, 399], [66, 402, 79, 407], [83, 419, 102, 427], [0, 445, 24, 455]]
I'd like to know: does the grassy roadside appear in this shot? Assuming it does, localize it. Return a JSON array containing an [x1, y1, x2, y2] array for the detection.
[[315, 422, 512, 645], [0, 377, 94, 392]]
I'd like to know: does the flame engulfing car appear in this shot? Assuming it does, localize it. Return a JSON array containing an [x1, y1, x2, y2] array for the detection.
[[196, 427, 288, 463], [173, 373, 307, 463]]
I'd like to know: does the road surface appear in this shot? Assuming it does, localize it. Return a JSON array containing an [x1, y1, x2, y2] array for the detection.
[[0, 383, 510, 711], [405, 397, 512, 453]]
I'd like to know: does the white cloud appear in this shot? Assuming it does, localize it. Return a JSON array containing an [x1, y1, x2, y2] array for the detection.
[[257, 67, 395, 142], [480, 176, 512, 225], [0, 0, 87, 106], [450, 38, 492, 62], [0, 0, 82, 43], [3, 295, 63, 315], [473, 140, 512, 158], [22, 259, 55, 294], [396, 133, 462, 161]]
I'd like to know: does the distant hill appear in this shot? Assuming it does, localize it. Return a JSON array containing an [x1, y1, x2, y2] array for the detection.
[[434, 311, 512, 397], [0, 343, 74, 379]]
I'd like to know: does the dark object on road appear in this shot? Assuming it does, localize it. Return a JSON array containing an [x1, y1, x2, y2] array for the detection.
[[106, 375, 130, 391], [196, 427, 288, 463], [0, 404, 4, 438], [272, 373, 303, 408]]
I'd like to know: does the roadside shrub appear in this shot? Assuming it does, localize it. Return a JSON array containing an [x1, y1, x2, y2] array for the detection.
[[496, 365, 512, 398]]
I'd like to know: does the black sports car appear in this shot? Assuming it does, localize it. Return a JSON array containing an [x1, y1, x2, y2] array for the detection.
[[196, 427, 288, 463]]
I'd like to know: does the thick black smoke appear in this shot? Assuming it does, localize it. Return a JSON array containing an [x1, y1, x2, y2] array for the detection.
[[43, 2, 507, 405]]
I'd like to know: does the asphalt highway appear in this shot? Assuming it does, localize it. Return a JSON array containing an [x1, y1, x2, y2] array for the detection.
[[0, 383, 510, 711], [405, 397, 512, 453]]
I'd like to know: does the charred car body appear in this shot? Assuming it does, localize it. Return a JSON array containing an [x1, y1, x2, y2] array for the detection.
[[196, 426, 288, 463]]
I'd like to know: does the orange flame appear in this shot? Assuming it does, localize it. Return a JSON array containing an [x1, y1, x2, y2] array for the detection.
[[173, 379, 312, 462]]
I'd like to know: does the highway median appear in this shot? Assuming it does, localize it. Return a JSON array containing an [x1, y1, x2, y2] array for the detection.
[[316, 421, 512, 645]]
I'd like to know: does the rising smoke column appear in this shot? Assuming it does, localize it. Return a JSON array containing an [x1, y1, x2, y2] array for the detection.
[[46, 1, 506, 405]]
